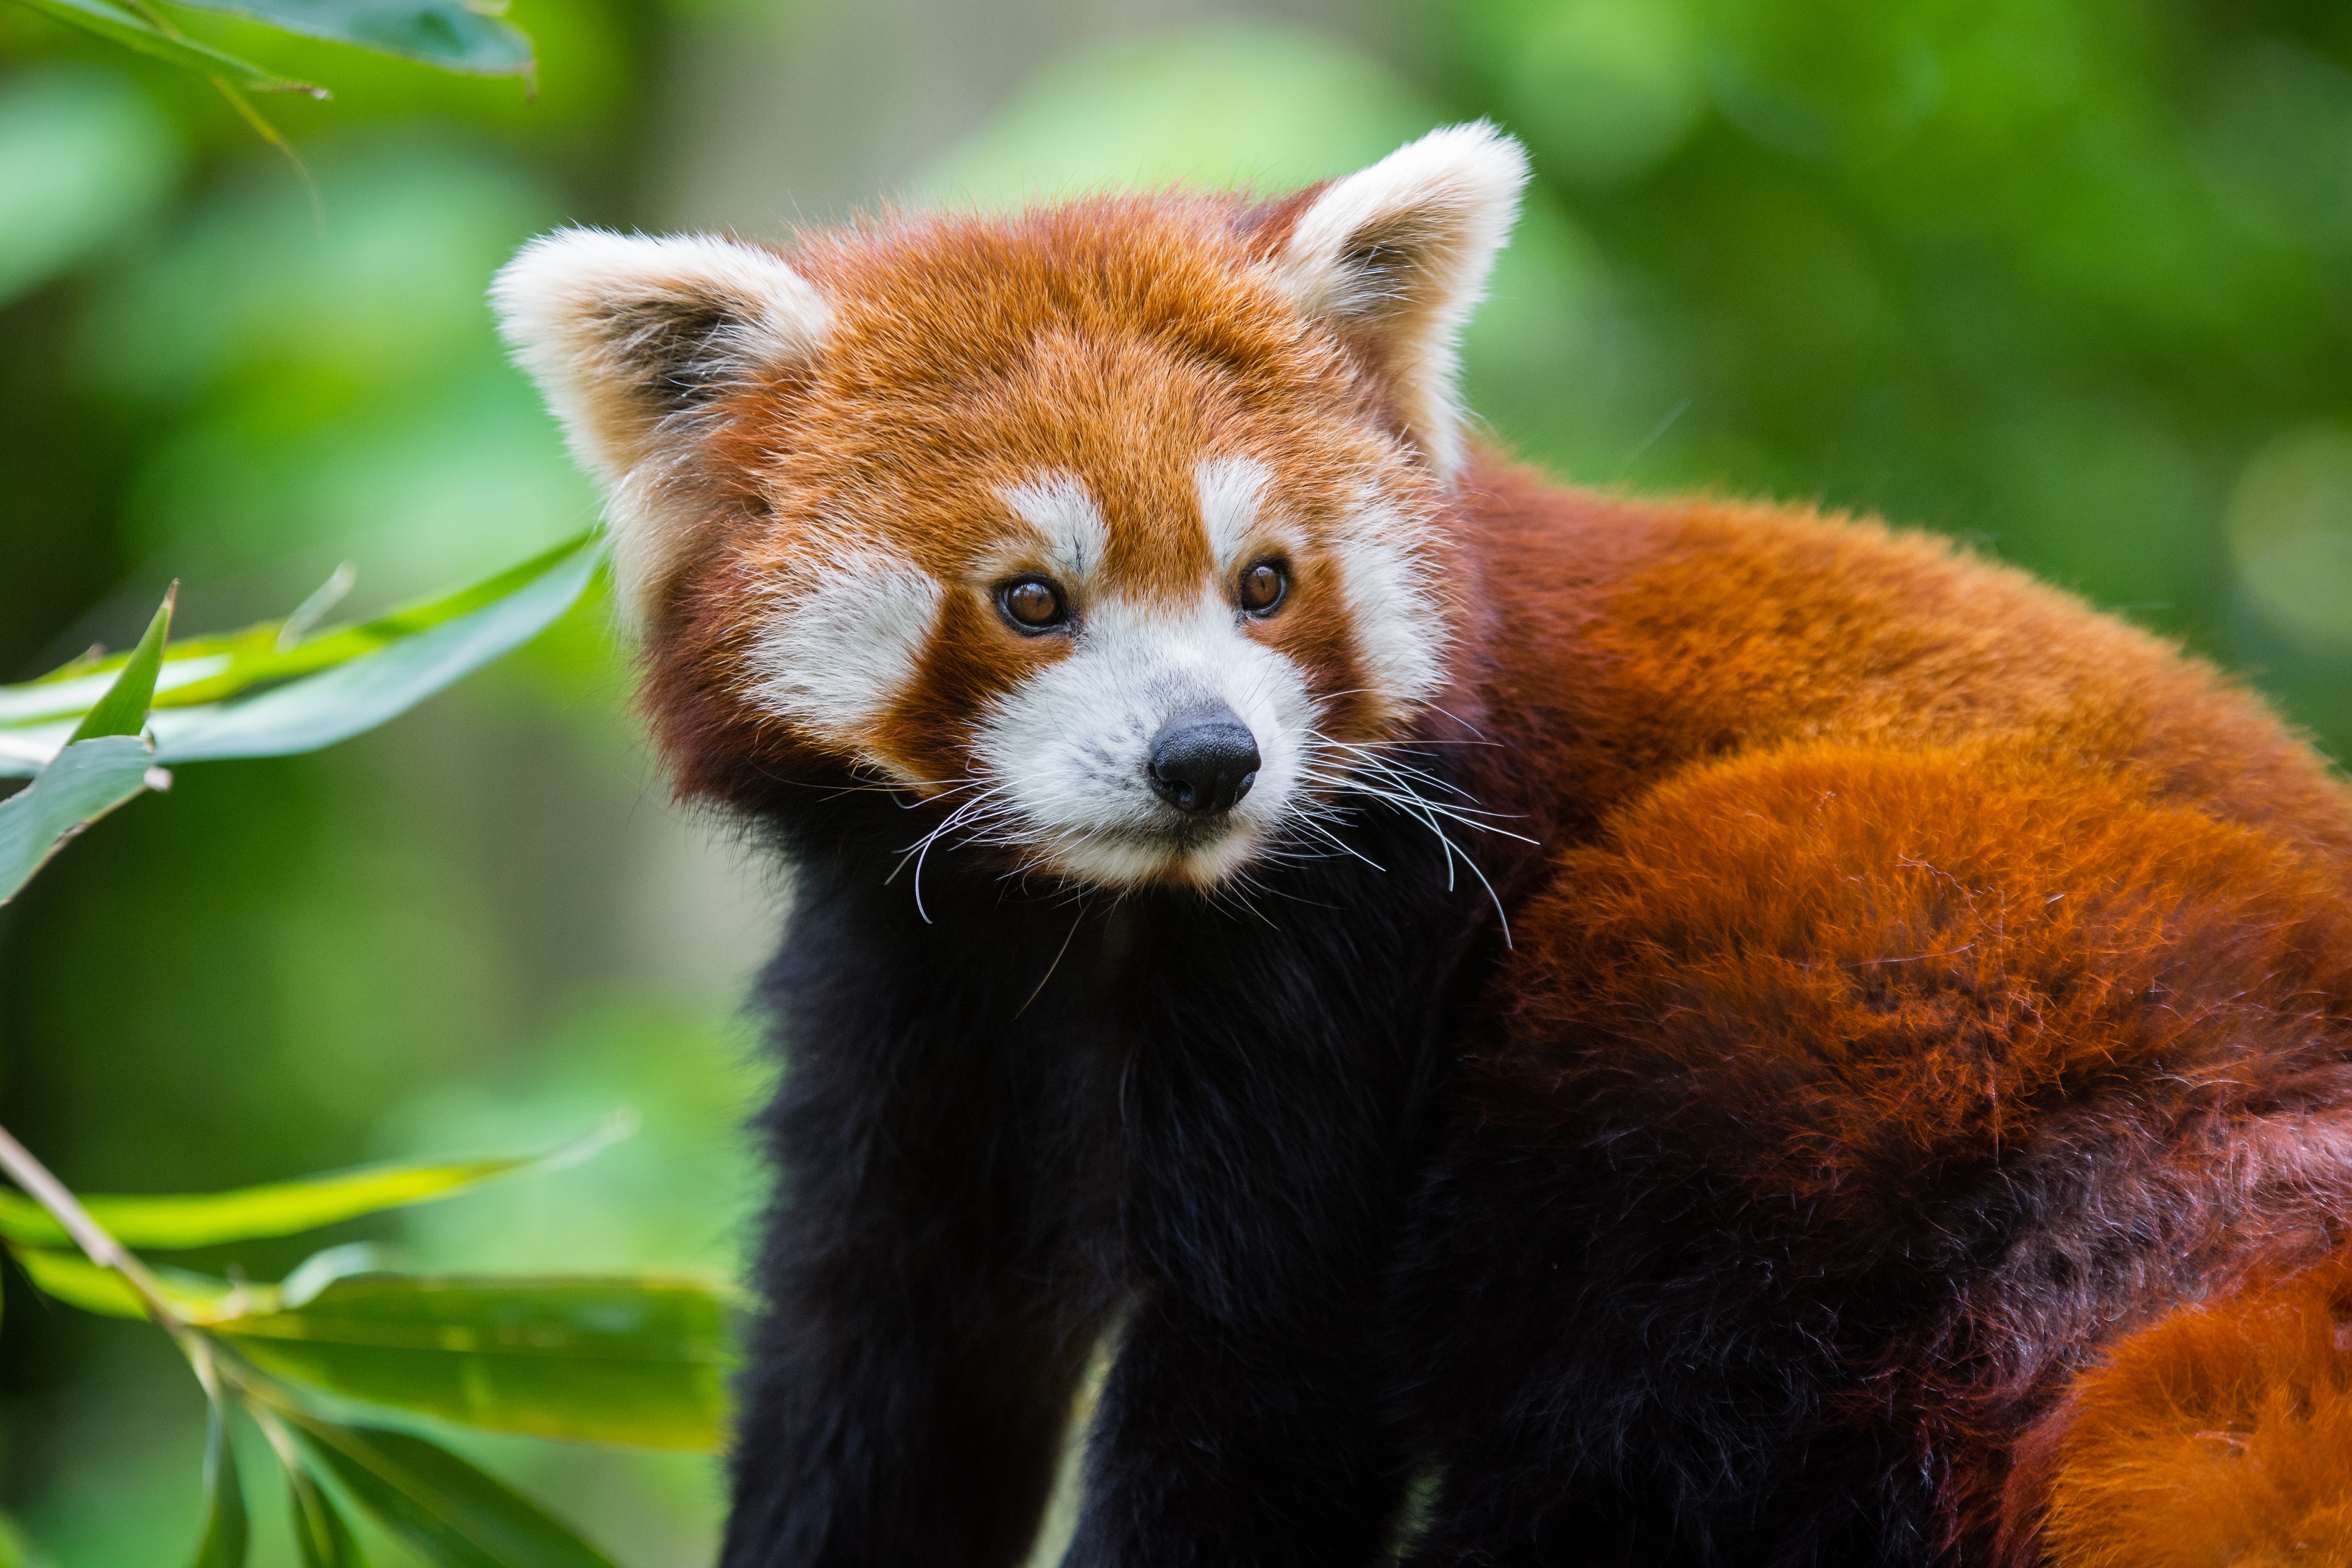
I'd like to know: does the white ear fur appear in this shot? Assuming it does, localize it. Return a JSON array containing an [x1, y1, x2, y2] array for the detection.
[[492, 228, 831, 624], [1273, 123, 1528, 482]]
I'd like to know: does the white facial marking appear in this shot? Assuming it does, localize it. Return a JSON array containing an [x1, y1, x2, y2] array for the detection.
[[1195, 456, 1275, 568], [1332, 489, 1445, 718], [1002, 472, 1111, 581], [973, 587, 1317, 887], [745, 549, 941, 744]]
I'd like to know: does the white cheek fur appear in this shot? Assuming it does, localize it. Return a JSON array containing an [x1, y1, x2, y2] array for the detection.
[[1330, 490, 1446, 719], [744, 552, 942, 742], [972, 591, 1317, 887]]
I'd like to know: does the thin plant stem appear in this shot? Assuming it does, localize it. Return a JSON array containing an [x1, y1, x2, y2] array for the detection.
[[0, 1120, 189, 1332]]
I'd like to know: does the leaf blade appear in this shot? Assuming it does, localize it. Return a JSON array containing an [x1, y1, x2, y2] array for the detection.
[[0, 735, 156, 904], [220, 1275, 733, 1451], [6, 1243, 257, 1322], [0, 1117, 631, 1250], [285, 1453, 365, 1568], [11, 0, 323, 93], [192, 1391, 250, 1568], [67, 585, 174, 743], [288, 1417, 622, 1568], [151, 537, 599, 765], [0, 533, 591, 721], [159, 0, 533, 76]]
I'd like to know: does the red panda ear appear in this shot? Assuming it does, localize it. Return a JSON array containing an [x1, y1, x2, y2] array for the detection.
[[492, 228, 830, 624], [1269, 123, 1528, 482]]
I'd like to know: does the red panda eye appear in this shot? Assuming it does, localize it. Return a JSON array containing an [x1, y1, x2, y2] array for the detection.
[[998, 576, 1069, 632], [1239, 560, 1287, 616]]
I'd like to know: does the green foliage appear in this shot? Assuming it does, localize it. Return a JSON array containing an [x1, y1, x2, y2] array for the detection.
[[280, 1456, 363, 1568], [162, 0, 531, 78], [0, 590, 176, 899], [222, 1277, 731, 1449], [288, 1418, 617, 1568], [1, 0, 533, 152], [0, 65, 183, 305], [0, 1509, 54, 1568], [0, 1108, 730, 1560], [63, 582, 172, 743], [192, 1392, 250, 1568], [0, 735, 156, 902], [0, 533, 600, 779], [0, 533, 713, 1564], [0, 1118, 628, 1248], [9, 0, 320, 96]]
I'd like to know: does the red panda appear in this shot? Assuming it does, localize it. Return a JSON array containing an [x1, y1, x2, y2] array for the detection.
[[494, 125, 2352, 1566]]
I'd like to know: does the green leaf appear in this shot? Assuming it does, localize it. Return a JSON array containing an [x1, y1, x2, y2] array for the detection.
[[9, 0, 325, 94], [0, 1116, 632, 1250], [0, 734, 156, 904], [192, 1391, 250, 1568], [67, 584, 174, 743], [288, 1416, 621, 1568], [1, 533, 593, 725], [159, 0, 532, 76], [0, 533, 601, 778], [6, 1243, 256, 1322], [285, 1454, 365, 1568], [221, 1276, 732, 1451]]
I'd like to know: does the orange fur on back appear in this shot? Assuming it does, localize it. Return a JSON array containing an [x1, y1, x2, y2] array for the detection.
[[2033, 1248, 2352, 1566], [1435, 466, 2352, 1557]]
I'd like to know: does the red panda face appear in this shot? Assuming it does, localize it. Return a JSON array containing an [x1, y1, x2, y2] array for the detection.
[[495, 126, 1526, 890]]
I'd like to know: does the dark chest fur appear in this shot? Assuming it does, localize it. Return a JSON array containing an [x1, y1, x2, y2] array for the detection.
[[749, 768, 1501, 1324]]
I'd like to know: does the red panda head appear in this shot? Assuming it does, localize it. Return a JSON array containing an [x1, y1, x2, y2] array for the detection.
[[495, 125, 1527, 889]]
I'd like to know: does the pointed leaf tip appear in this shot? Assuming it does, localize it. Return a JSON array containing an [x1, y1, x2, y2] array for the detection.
[[68, 587, 175, 745]]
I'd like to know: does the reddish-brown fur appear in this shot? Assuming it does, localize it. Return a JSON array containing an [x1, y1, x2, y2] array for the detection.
[[1421, 473, 2352, 1559], [2029, 1249, 2352, 1564]]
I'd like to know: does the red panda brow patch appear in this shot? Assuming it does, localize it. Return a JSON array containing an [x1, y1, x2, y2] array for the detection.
[[1002, 474, 1109, 582], [1196, 457, 1278, 568]]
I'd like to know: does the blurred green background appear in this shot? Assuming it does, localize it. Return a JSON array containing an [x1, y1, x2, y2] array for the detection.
[[6, 0, 2352, 1562]]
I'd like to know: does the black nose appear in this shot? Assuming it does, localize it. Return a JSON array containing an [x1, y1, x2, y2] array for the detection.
[[1147, 708, 1261, 815]]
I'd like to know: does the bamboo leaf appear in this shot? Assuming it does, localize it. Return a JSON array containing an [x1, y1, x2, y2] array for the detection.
[[0, 534, 593, 727], [192, 1392, 250, 1568], [0, 735, 157, 905], [67, 584, 173, 743], [288, 1416, 621, 1568], [285, 1454, 365, 1568], [160, 0, 532, 76], [0, 1116, 631, 1250], [220, 1275, 732, 1451], [6, 1243, 260, 1322], [10, 0, 325, 94], [0, 534, 601, 778]]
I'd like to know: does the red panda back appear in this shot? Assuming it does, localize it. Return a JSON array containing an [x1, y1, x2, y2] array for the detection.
[[1418, 457, 2352, 1561], [1449, 455, 2352, 871]]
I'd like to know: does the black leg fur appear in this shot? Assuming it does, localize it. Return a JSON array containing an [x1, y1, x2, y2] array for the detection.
[[723, 774, 1497, 1568]]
